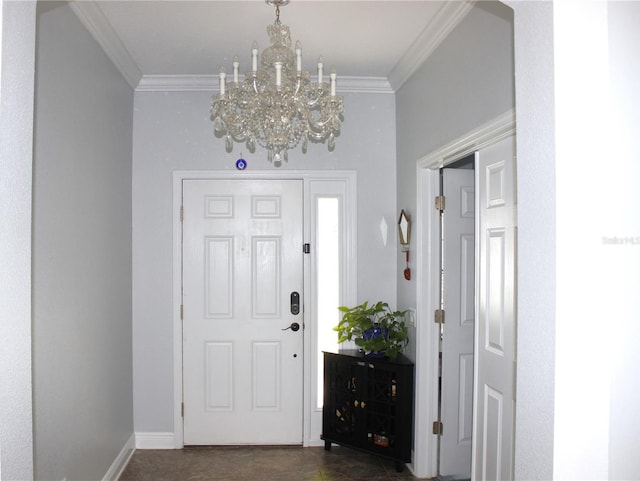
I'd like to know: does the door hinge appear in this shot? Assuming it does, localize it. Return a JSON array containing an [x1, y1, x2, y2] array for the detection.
[[303, 243, 311, 254], [434, 309, 445, 324], [180, 206, 184, 222], [435, 195, 446, 211], [180, 304, 184, 320], [433, 421, 443, 436], [181, 402, 184, 418]]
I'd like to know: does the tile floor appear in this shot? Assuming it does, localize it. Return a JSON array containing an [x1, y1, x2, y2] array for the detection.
[[119, 445, 426, 481]]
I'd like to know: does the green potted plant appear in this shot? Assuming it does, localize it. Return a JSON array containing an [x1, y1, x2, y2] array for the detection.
[[334, 301, 409, 359]]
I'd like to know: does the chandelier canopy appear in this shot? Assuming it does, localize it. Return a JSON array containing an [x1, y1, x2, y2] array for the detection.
[[210, 0, 345, 165]]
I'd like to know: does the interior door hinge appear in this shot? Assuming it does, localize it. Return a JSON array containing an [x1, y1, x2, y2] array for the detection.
[[181, 402, 184, 418], [180, 206, 184, 222], [435, 195, 445, 211], [180, 304, 184, 320], [434, 309, 445, 324], [303, 243, 311, 254], [433, 421, 443, 436]]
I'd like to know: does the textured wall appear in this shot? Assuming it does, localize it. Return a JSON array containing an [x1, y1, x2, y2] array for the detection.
[[0, 2, 36, 479], [33, 3, 134, 480], [507, 2, 556, 479]]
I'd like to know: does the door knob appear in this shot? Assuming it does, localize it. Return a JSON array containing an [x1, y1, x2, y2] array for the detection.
[[282, 322, 300, 332]]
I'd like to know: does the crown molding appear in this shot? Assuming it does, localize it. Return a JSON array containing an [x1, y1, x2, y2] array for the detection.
[[136, 75, 394, 94], [388, 0, 475, 92], [69, 1, 142, 89], [70, 0, 473, 94], [333, 76, 393, 94], [136, 75, 216, 93]]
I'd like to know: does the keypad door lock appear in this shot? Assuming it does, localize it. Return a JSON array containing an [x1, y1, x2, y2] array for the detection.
[[290, 291, 300, 315]]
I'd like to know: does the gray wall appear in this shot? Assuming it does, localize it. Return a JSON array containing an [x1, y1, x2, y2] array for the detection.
[[508, 2, 556, 479], [0, 2, 36, 479], [132, 90, 398, 434], [394, 1, 514, 358], [33, 3, 134, 480]]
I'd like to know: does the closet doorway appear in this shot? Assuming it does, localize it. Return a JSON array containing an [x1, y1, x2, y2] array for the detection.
[[413, 112, 516, 480]]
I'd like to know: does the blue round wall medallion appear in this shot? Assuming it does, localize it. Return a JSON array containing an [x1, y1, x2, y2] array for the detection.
[[235, 158, 247, 170]]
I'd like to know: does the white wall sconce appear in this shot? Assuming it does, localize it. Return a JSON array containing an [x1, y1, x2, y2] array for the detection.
[[380, 217, 388, 247]]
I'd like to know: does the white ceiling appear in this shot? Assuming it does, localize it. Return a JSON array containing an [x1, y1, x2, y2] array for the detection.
[[69, 0, 474, 92]]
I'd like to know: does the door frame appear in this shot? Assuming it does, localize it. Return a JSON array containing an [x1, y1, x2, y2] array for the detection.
[[172, 170, 357, 449], [412, 110, 515, 477]]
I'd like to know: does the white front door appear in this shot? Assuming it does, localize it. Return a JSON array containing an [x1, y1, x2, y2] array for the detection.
[[440, 168, 475, 477], [472, 136, 517, 480], [182, 179, 304, 445]]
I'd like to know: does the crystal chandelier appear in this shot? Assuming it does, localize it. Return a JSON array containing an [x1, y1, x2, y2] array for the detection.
[[210, 0, 345, 165]]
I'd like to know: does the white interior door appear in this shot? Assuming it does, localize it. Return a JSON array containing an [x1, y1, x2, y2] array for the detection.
[[440, 168, 475, 477], [182, 179, 304, 445], [472, 136, 517, 480]]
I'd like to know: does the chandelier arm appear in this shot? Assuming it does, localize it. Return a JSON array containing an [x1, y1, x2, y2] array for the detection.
[[307, 117, 328, 130], [306, 113, 338, 131], [305, 92, 328, 109]]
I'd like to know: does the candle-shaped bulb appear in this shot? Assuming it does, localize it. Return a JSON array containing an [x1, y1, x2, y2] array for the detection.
[[330, 66, 337, 96], [295, 41, 302, 73], [219, 66, 226, 95], [233, 55, 239, 84], [275, 62, 283, 87], [251, 41, 258, 72], [317, 56, 324, 85]]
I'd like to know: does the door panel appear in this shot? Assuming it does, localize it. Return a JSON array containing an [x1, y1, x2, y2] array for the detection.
[[252, 341, 281, 410], [440, 168, 475, 477], [205, 342, 233, 411], [182, 179, 303, 445], [473, 136, 517, 480]]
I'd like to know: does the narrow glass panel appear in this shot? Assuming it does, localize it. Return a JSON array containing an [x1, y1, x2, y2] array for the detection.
[[317, 197, 340, 408]]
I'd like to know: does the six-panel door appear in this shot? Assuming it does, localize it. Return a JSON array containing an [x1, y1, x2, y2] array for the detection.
[[182, 179, 304, 445]]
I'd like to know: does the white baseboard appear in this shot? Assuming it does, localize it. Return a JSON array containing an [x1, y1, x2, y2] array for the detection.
[[135, 432, 176, 449], [134, 432, 327, 449], [103, 434, 135, 481]]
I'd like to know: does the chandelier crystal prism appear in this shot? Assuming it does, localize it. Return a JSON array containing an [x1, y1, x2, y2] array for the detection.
[[210, 0, 345, 164]]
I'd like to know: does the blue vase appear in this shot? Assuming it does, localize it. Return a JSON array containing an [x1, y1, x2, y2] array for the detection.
[[362, 326, 389, 357]]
